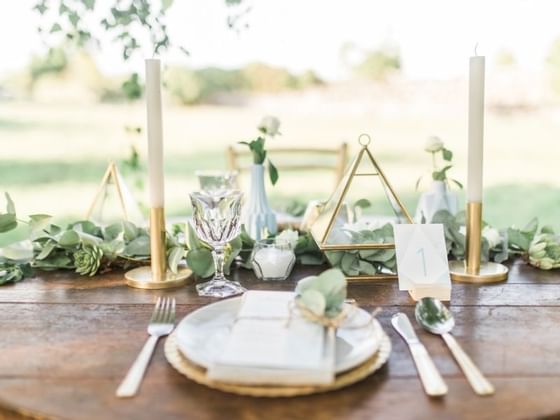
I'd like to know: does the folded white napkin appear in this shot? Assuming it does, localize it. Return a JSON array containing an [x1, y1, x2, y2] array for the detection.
[[207, 290, 335, 386]]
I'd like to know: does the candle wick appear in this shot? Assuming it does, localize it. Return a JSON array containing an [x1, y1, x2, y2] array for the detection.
[[474, 42, 479, 57]]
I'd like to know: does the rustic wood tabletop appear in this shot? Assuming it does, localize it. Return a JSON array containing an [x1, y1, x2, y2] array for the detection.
[[1, 260, 559, 420]]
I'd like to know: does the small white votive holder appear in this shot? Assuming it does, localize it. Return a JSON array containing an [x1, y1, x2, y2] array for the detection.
[[251, 239, 296, 281]]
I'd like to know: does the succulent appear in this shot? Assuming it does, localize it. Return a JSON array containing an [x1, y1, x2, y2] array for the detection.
[[0, 262, 31, 285], [74, 245, 103, 276], [528, 232, 560, 270]]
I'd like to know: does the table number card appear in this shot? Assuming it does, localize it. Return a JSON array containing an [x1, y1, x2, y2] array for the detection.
[[394, 224, 451, 301]]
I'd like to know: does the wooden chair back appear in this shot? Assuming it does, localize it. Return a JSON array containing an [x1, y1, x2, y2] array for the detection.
[[226, 143, 348, 187]]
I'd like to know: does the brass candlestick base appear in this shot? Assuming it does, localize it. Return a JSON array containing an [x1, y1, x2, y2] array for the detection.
[[449, 260, 508, 284], [125, 207, 192, 289], [449, 202, 508, 284], [125, 265, 192, 289]]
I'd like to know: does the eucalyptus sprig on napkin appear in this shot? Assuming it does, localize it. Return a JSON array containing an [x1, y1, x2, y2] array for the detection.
[[295, 268, 347, 319]]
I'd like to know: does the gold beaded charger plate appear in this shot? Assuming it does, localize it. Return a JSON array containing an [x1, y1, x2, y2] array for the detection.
[[164, 328, 391, 398]]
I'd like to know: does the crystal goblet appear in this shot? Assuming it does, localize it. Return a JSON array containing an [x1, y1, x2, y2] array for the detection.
[[189, 190, 246, 298], [195, 170, 238, 196]]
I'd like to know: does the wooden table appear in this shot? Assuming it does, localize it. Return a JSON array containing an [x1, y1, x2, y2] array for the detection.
[[1, 260, 559, 420]]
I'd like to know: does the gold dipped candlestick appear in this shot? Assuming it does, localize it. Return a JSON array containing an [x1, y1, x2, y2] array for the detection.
[[449, 202, 508, 283], [125, 208, 192, 289]]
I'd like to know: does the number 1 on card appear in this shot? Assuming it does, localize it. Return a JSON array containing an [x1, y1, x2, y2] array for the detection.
[[417, 247, 427, 278]]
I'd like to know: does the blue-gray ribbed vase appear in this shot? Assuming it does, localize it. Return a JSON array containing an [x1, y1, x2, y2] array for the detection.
[[244, 164, 277, 240]]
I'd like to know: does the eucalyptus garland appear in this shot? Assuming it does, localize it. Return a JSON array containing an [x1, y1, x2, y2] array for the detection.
[[1, 193, 559, 286], [0, 194, 324, 285]]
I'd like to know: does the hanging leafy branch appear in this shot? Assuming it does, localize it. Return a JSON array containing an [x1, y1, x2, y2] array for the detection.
[[33, 0, 249, 61], [33, 0, 175, 59]]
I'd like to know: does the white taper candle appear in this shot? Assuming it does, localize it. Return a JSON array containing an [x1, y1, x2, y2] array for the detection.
[[145, 58, 165, 208], [467, 55, 485, 203]]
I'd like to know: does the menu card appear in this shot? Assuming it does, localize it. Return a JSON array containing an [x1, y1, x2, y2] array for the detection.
[[207, 291, 335, 385]]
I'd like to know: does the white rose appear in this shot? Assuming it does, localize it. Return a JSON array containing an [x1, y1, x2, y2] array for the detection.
[[276, 229, 299, 248], [482, 226, 502, 249], [258, 115, 281, 137], [459, 226, 466, 236], [424, 136, 444, 153]]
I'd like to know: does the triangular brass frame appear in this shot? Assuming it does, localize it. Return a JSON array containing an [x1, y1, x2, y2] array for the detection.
[[310, 134, 414, 281], [86, 161, 142, 223]]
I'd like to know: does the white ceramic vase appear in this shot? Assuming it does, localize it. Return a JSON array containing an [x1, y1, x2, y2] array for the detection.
[[415, 180, 458, 223], [244, 164, 277, 240]]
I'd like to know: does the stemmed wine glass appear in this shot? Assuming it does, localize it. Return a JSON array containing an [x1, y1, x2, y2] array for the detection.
[[189, 190, 246, 298]]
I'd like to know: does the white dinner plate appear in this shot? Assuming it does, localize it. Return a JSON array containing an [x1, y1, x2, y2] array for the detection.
[[175, 297, 382, 374]]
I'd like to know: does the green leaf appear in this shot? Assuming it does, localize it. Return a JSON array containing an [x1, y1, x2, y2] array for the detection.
[[168, 246, 185, 274], [353, 198, 371, 210], [0, 241, 33, 261], [295, 268, 346, 316], [325, 251, 344, 266], [5, 193, 15, 214], [83, 0, 95, 10], [186, 248, 214, 278], [32, 254, 73, 270], [415, 176, 423, 191], [432, 165, 453, 181], [29, 214, 52, 234], [71, 220, 101, 236], [298, 254, 324, 265], [186, 222, 201, 250], [104, 223, 123, 241], [451, 179, 464, 189], [0, 214, 17, 233], [358, 260, 377, 275], [36, 241, 56, 260], [268, 159, 279, 185], [122, 221, 138, 241], [298, 290, 326, 316], [50, 23, 62, 33], [58, 230, 81, 247], [507, 227, 532, 252], [48, 224, 62, 236], [124, 236, 150, 256], [541, 225, 555, 235], [523, 218, 539, 236], [442, 148, 453, 161], [162, 0, 174, 10], [341, 252, 357, 274]]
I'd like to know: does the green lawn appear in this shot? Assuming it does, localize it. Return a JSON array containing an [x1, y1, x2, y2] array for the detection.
[[1, 98, 559, 242]]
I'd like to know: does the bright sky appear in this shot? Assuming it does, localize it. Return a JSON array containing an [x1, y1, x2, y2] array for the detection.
[[1, 0, 559, 80]]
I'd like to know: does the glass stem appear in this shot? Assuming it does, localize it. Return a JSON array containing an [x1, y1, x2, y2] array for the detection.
[[212, 246, 226, 281]]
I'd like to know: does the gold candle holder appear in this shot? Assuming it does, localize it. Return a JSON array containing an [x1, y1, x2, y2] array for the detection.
[[124, 208, 192, 289], [449, 202, 508, 283]]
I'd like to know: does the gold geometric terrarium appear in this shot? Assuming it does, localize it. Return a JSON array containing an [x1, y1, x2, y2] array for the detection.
[[86, 161, 144, 226], [311, 134, 414, 282]]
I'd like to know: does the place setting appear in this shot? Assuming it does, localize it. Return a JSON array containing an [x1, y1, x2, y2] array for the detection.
[[111, 55, 501, 399]]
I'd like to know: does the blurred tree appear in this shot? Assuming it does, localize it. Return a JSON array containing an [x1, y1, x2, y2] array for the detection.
[[546, 37, 560, 95], [242, 62, 298, 92], [354, 48, 401, 81], [121, 73, 143, 101], [296, 70, 324, 89], [164, 66, 246, 105], [494, 49, 516, 67], [29, 47, 68, 82]]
